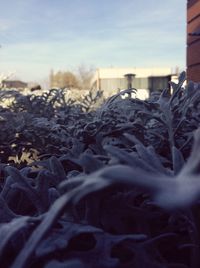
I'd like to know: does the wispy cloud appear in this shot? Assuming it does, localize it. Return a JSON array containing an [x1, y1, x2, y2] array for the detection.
[[0, 19, 14, 32]]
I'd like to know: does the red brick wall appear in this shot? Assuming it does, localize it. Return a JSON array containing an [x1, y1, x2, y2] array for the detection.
[[187, 0, 200, 82]]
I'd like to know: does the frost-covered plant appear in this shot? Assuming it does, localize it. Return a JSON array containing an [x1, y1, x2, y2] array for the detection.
[[0, 72, 200, 267]]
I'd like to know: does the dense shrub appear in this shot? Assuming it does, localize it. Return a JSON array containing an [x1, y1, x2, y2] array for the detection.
[[0, 72, 200, 268]]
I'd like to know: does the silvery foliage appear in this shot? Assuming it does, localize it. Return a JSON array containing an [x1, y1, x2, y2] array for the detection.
[[0, 72, 200, 267]]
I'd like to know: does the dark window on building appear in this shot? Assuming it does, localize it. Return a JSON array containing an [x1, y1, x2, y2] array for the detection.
[[148, 76, 171, 92]]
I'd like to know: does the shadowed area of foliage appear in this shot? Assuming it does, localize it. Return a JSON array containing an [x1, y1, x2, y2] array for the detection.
[[0, 72, 200, 268]]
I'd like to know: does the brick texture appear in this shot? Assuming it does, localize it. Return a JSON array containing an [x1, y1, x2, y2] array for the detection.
[[187, 0, 200, 82]]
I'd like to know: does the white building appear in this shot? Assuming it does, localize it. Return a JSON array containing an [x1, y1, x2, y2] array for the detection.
[[93, 67, 178, 100]]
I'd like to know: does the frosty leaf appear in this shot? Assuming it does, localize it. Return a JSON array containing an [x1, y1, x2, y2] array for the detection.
[[0, 195, 16, 223], [172, 146, 185, 175], [0, 216, 33, 259], [36, 220, 102, 257], [104, 145, 162, 174], [6, 166, 49, 213], [49, 156, 66, 183], [79, 153, 104, 174]]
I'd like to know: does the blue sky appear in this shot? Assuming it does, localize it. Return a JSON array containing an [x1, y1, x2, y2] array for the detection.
[[0, 0, 186, 82]]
